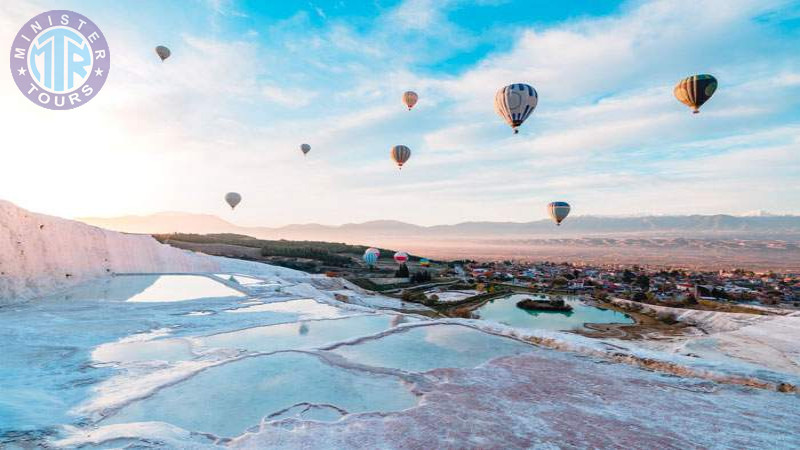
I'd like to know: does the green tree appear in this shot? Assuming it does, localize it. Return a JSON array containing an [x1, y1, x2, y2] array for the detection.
[[635, 274, 650, 290], [395, 263, 410, 278]]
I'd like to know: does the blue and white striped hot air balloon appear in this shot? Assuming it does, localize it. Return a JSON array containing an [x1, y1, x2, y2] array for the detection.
[[548, 201, 571, 226], [495, 83, 538, 134], [363, 247, 380, 266]]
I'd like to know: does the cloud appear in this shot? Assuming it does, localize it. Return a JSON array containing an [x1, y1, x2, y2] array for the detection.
[[0, 0, 798, 225]]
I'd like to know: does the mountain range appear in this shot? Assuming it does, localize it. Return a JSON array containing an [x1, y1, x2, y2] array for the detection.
[[77, 212, 800, 270], [78, 212, 800, 242]]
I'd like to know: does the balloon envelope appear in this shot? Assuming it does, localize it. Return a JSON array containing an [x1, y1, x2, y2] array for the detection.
[[402, 91, 418, 110], [225, 192, 242, 209], [300, 143, 311, 155], [674, 74, 717, 113], [494, 83, 538, 134], [394, 251, 409, 264], [548, 201, 570, 226], [420, 258, 431, 267], [391, 145, 411, 169], [363, 248, 379, 265], [155, 45, 171, 62]]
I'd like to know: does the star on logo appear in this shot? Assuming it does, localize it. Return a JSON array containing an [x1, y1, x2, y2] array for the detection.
[[17, 67, 26, 76], [94, 68, 104, 77]]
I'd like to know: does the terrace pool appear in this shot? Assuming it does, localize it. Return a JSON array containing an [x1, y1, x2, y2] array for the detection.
[[331, 324, 536, 372], [104, 352, 418, 438]]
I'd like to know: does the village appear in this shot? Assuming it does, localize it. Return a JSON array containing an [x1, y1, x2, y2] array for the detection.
[[444, 260, 800, 308]]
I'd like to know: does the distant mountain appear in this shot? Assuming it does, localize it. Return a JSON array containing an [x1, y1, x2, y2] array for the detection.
[[78, 212, 800, 243], [77, 212, 800, 269]]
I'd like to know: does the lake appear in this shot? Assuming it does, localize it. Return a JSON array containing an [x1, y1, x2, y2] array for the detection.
[[473, 293, 634, 331]]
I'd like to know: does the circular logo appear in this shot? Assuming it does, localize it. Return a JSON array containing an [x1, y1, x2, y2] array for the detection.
[[9, 10, 110, 110]]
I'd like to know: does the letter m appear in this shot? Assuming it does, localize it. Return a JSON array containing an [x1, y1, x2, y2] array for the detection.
[[14, 48, 25, 59]]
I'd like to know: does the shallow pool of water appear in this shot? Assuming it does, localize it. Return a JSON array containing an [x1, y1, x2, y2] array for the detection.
[[201, 314, 411, 353], [104, 352, 417, 437], [473, 294, 633, 331], [214, 274, 270, 286], [224, 298, 345, 319], [331, 324, 536, 372], [123, 275, 247, 303]]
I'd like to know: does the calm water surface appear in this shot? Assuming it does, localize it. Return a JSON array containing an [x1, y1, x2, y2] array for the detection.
[[474, 294, 633, 331]]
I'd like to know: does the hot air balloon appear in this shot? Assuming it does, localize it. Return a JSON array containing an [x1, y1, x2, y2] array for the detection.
[[155, 45, 171, 62], [394, 251, 409, 264], [420, 258, 431, 267], [674, 74, 717, 114], [494, 83, 538, 134], [363, 248, 380, 266], [225, 192, 242, 210], [391, 145, 411, 169], [402, 91, 418, 110], [548, 202, 570, 226], [300, 143, 311, 156]]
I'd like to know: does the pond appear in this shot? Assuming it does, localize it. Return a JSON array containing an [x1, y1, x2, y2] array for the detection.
[[473, 294, 633, 331]]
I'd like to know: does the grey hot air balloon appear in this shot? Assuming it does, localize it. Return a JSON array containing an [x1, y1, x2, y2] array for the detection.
[[300, 143, 311, 156], [225, 192, 242, 210], [155, 45, 171, 62], [547, 201, 570, 226], [402, 91, 418, 110], [495, 83, 538, 134], [391, 145, 411, 169]]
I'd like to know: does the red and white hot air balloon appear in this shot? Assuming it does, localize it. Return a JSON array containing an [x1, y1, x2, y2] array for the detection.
[[394, 251, 409, 264]]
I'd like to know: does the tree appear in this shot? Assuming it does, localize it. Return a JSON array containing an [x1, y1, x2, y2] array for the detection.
[[635, 274, 650, 290], [622, 270, 635, 283], [395, 263, 410, 278], [593, 289, 609, 302], [410, 270, 431, 283]]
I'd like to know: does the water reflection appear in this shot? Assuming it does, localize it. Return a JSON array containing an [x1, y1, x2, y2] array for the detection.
[[474, 294, 633, 331]]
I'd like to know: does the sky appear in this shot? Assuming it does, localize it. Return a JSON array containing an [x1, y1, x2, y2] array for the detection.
[[1, 0, 799, 227]]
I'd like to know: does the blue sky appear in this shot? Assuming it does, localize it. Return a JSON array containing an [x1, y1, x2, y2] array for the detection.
[[1, 0, 799, 226]]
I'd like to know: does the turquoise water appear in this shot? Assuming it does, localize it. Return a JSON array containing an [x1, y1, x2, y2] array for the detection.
[[105, 352, 418, 437], [200, 314, 411, 353], [332, 324, 536, 372], [474, 294, 633, 331]]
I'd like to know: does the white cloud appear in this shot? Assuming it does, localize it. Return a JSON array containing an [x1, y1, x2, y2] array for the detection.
[[0, 0, 798, 226]]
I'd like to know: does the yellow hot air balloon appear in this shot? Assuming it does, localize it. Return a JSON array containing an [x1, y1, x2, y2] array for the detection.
[[402, 91, 418, 110], [674, 74, 717, 114], [391, 145, 411, 169]]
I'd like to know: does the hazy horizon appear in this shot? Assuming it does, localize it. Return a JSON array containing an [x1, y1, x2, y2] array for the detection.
[[79, 207, 799, 226], [2, 0, 799, 227]]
